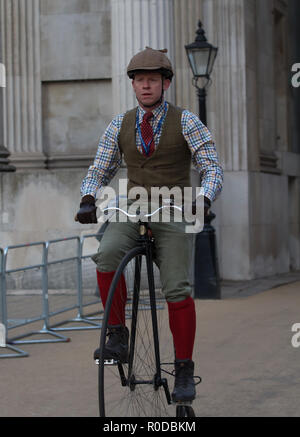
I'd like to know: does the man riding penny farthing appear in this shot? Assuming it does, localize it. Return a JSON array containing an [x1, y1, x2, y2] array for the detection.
[[76, 47, 223, 413]]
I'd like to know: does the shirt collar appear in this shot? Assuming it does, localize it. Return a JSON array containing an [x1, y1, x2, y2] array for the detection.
[[137, 100, 168, 122]]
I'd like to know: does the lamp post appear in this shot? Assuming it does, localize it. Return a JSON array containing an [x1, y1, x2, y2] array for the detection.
[[185, 21, 218, 124], [186, 21, 220, 299]]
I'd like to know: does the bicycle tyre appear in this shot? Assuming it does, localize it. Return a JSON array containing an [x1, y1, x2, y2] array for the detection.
[[97, 246, 175, 417], [176, 405, 196, 417]]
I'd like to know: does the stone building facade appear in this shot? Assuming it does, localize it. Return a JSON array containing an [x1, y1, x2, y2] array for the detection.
[[0, 0, 299, 281]]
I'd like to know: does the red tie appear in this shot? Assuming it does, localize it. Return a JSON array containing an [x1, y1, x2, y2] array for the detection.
[[140, 112, 155, 157]]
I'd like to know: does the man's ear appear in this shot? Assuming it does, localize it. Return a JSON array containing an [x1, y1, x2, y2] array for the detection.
[[163, 78, 171, 92]]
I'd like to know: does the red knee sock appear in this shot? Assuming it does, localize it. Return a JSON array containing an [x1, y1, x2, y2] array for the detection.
[[167, 297, 196, 360], [96, 270, 127, 326]]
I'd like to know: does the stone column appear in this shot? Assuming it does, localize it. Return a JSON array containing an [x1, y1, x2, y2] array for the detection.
[[0, 37, 15, 171], [0, 0, 45, 170], [202, 0, 250, 173], [173, 0, 203, 115], [111, 0, 175, 115], [201, 0, 252, 279]]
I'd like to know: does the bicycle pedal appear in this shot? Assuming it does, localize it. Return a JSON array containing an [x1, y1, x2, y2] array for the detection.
[[105, 358, 118, 365]]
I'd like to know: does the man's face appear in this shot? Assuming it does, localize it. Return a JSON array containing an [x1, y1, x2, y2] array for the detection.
[[132, 71, 171, 110]]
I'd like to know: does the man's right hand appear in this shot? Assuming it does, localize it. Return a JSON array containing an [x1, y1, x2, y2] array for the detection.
[[75, 195, 98, 224]]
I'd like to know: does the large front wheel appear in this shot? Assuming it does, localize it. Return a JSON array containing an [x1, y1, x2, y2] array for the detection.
[[97, 246, 175, 417]]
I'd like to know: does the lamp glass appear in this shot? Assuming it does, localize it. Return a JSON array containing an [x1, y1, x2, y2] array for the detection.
[[187, 48, 210, 77], [207, 47, 218, 76]]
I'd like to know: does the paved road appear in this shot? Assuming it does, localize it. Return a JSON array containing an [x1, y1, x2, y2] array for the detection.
[[1, 281, 300, 417]]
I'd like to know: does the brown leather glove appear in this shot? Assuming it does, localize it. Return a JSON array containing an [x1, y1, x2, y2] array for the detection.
[[75, 195, 97, 224], [191, 196, 211, 216]]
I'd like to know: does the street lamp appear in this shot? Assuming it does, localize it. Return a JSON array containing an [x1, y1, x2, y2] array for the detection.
[[186, 21, 220, 300], [185, 21, 218, 125]]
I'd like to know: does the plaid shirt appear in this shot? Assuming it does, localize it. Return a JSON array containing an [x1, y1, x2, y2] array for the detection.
[[80, 101, 223, 202]]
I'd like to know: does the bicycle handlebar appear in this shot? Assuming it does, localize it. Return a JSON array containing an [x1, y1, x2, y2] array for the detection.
[[101, 204, 183, 219]]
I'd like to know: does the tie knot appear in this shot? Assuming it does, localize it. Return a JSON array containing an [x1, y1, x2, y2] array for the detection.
[[143, 112, 153, 122]]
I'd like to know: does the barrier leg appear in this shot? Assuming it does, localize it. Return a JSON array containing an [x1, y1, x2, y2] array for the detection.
[[8, 323, 71, 344], [0, 323, 29, 358]]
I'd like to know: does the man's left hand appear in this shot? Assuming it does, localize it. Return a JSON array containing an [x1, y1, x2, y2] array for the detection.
[[191, 196, 211, 216]]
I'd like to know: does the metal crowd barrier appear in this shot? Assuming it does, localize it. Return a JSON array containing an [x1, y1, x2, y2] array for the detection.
[[0, 234, 104, 359], [48, 234, 102, 332], [1, 246, 29, 358]]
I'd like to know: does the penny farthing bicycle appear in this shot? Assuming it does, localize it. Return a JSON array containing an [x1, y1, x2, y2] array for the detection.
[[95, 205, 201, 417]]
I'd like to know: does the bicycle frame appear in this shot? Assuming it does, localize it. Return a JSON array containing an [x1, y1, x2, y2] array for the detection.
[[126, 221, 170, 396]]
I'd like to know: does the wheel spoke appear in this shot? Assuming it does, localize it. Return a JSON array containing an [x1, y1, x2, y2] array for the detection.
[[98, 249, 175, 417]]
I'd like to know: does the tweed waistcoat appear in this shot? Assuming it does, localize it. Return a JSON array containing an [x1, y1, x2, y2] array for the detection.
[[118, 103, 191, 195]]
